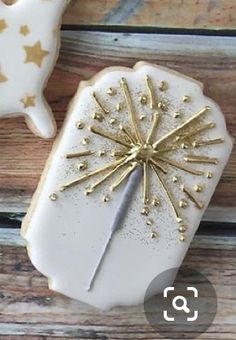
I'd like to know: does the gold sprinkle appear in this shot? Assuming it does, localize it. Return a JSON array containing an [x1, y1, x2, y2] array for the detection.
[[107, 87, 116, 96], [157, 102, 167, 111], [49, 193, 58, 201], [76, 121, 85, 129], [139, 114, 147, 121], [183, 95, 191, 103], [139, 94, 148, 105], [159, 81, 168, 91], [146, 219, 153, 226], [82, 138, 90, 145], [150, 231, 158, 239], [179, 199, 188, 208], [109, 118, 117, 125], [141, 206, 150, 216], [91, 112, 104, 122], [179, 234, 186, 242], [206, 171, 213, 179], [102, 194, 110, 202], [181, 185, 204, 209], [78, 161, 88, 171], [173, 112, 181, 118], [181, 143, 189, 149], [116, 103, 122, 111], [98, 150, 106, 157], [178, 225, 187, 233], [66, 150, 93, 159], [172, 176, 178, 183], [193, 184, 203, 192], [151, 197, 160, 207]]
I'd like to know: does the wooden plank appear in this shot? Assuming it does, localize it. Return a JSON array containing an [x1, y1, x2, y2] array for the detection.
[[0, 32, 235, 214], [63, 0, 236, 30], [0, 232, 235, 339]]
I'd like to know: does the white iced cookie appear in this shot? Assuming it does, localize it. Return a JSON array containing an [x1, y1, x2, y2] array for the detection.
[[0, 0, 70, 138], [22, 62, 233, 309]]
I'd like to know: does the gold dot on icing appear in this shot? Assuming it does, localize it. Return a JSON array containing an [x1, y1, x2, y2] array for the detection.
[[182, 95, 191, 103], [0, 67, 8, 83], [139, 94, 148, 105], [0, 19, 7, 33], [20, 25, 30, 36], [146, 219, 153, 226], [139, 114, 147, 121], [102, 194, 110, 202], [109, 118, 117, 126], [179, 199, 188, 208], [173, 112, 181, 118], [194, 184, 203, 192], [98, 150, 106, 157], [92, 112, 104, 122], [78, 161, 88, 171], [20, 95, 36, 108], [179, 234, 186, 242], [76, 121, 85, 129], [206, 171, 213, 179], [107, 87, 116, 96], [116, 103, 122, 111], [141, 206, 150, 216], [172, 176, 178, 183], [178, 225, 187, 233], [157, 102, 167, 111], [151, 197, 160, 207], [84, 186, 93, 196], [23, 40, 49, 68], [159, 81, 168, 91], [49, 193, 58, 201], [82, 138, 90, 145], [150, 231, 158, 239], [181, 143, 188, 149]]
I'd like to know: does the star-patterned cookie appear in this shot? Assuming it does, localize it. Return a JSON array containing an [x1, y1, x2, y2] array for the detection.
[[0, 0, 70, 138], [22, 62, 232, 309]]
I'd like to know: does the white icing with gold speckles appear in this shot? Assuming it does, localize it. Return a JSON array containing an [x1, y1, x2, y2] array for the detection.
[[22, 62, 233, 309], [0, 0, 70, 138]]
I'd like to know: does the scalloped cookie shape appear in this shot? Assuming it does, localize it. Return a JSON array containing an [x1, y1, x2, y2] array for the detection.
[[22, 62, 233, 309], [0, 0, 70, 138]]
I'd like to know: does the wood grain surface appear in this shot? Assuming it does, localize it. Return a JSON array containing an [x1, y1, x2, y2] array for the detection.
[[0, 230, 235, 339], [0, 31, 235, 217]]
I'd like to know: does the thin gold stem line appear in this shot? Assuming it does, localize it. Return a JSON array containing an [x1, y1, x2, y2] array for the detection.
[[156, 156, 204, 176], [151, 164, 182, 223], [89, 159, 127, 192], [111, 149, 128, 157], [65, 150, 94, 159], [60, 157, 126, 191], [149, 158, 168, 174], [146, 111, 159, 144], [119, 124, 136, 144], [153, 106, 210, 149], [91, 91, 109, 114], [184, 155, 218, 165], [89, 125, 132, 148], [143, 161, 149, 204], [193, 138, 224, 148], [120, 77, 143, 144], [145, 75, 156, 110], [182, 185, 204, 209], [178, 122, 215, 141], [154, 146, 180, 154], [110, 162, 138, 191]]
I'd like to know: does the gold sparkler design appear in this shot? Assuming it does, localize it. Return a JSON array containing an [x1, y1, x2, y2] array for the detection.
[[55, 75, 224, 241]]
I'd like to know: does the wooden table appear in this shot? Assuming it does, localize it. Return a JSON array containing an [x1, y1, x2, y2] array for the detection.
[[0, 1, 236, 339]]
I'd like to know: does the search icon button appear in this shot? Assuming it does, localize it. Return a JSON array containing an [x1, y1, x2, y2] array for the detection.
[[172, 295, 190, 313]]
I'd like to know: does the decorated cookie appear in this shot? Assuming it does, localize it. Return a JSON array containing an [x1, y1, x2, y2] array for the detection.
[[0, 0, 70, 138], [22, 62, 232, 309]]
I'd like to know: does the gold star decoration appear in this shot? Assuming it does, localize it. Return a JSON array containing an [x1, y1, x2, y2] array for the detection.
[[23, 41, 49, 68], [20, 25, 30, 36], [0, 19, 7, 33], [20, 95, 36, 108]]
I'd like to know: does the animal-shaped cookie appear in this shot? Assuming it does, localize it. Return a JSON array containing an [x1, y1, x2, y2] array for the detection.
[[0, 0, 70, 138], [22, 62, 232, 309]]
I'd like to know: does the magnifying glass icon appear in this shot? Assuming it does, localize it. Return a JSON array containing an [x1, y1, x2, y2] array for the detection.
[[172, 295, 190, 313]]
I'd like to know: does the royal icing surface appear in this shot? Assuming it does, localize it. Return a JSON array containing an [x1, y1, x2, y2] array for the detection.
[[22, 62, 232, 309], [0, 0, 70, 138]]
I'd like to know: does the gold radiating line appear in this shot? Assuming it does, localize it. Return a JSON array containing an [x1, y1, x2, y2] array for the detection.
[[143, 161, 149, 204], [145, 75, 156, 109], [110, 162, 138, 191], [151, 164, 182, 222], [89, 125, 131, 148], [182, 185, 204, 209], [146, 111, 159, 144], [184, 155, 218, 165], [60, 157, 126, 191], [119, 124, 136, 144], [156, 156, 204, 176], [120, 77, 143, 144], [91, 91, 109, 114], [149, 158, 168, 174], [193, 138, 224, 148], [178, 122, 215, 141], [65, 150, 94, 159], [153, 106, 210, 149]]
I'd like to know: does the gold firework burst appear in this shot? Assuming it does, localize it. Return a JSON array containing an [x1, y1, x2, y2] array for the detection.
[[53, 75, 224, 241]]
